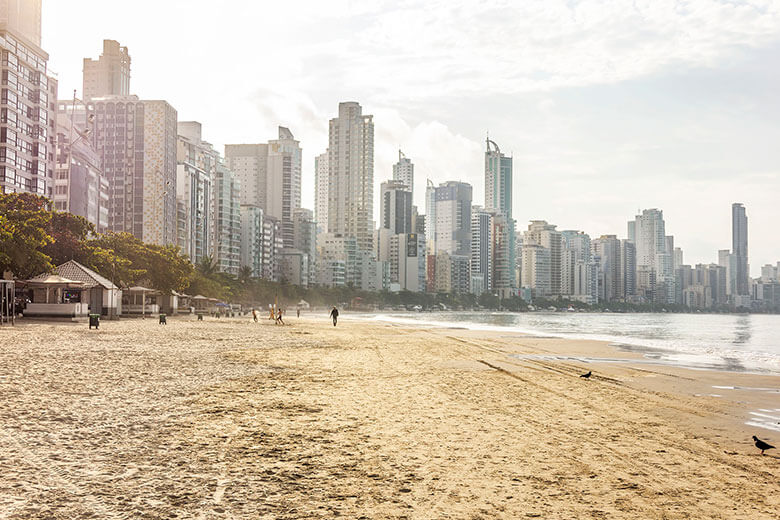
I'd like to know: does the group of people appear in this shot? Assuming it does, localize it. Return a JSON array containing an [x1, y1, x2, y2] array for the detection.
[[249, 306, 340, 327]]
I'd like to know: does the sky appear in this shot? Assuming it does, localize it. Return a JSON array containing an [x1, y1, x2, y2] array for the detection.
[[43, 0, 780, 275]]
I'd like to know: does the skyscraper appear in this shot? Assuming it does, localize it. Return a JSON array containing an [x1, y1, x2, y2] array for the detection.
[[732, 203, 749, 296], [327, 102, 374, 252], [225, 127, 302, 250], [314, 151, 328, 234], [82, 40, 131, 100], [0, 3, 57, 196], [470, 206, 492, 294], [632, 208, 671, 302], [176, 121, 216, 264], [392, 150, 414, 194], [525, 221, 562, 296], [426, 181, 472, 256], [484, 138, 513, 219], [91, 97, 178, 245], [380, 180, 412, 235]]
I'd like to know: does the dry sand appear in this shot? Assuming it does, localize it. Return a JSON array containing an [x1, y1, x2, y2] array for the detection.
[[0, 315, 778, 519]]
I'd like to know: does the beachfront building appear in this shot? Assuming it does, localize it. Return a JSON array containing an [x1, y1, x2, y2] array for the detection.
[[240, 204, 264, 277], [54, 106, 109, 233], [316, 233, 357, 287], [592, 235, 622, 303], [292, 207, 317, 285], [90, 96, 178, 246], [326, 102, 374, 254], [176, 121, 215, 265], [388, 232, 426, 292], [225, 127, 302, 251], [732, 203, 749, 298], [521, 242, 551, 298], [380, 180, 413, 235], [524, 221, 561, 296], [470, 206, 492, 294], [82, 39, 130, 100], [561, 230, 597, 304], [630, 208, 673, 304], [0, 6, 58, 197], [314, 151, 328, 235], [426, 180, 472, 256], [213, 160, 240, 274]]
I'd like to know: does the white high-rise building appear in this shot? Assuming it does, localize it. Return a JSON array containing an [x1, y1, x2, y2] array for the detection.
[[521, 243, 551, 297], [392, 150, 414, 194], [314, 151, 329, 235], [225, 127, 301, 250], [425, 181, 472, 256], [732, 203, 749, 296], [327, 102, 374, 253], [470, 206, 492, 294], [176, 122, 216, 264], [82, 40, 130, 100], [0, 3, 57, 197], [525, 221, 562, 296], [632, 208, 671, 302]]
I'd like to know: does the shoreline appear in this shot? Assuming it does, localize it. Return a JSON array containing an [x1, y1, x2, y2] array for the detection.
[[1, 315, 778, 518]]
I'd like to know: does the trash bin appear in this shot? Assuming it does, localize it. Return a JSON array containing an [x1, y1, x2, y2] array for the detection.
[[89, 314, 100, 330], [159, 313, 167, 325]]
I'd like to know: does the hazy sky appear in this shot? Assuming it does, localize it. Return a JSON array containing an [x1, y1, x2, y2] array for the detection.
[[44, 0, 780, 274]]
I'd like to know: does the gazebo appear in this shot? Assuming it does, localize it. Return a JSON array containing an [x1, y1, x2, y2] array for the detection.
[[23, 274, 88, 318], [122, 286, 161, 316]]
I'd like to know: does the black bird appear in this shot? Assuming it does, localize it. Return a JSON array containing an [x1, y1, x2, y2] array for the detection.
[[580, 371, 592, 379], [753, 435, 775, 455]]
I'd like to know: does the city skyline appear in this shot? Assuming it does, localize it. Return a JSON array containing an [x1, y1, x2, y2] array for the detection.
[[41, 1, 780, 275]]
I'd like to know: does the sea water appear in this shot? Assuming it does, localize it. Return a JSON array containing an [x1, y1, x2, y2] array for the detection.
[[365, 311, 780, 374]]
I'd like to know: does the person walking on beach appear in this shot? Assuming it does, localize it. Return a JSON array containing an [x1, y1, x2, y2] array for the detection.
[[297, 308, 300, 318], [276, 308, 284, 325], [330, 306, 339, 327], [252, 309, 258, 323]]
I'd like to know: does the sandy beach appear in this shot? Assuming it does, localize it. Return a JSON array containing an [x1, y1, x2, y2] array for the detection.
[[0, 315, 778, 519]]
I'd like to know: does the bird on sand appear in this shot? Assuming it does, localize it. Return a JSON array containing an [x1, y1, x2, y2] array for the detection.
[[753, 436, 775, 455], [579, 371, 592, 379]]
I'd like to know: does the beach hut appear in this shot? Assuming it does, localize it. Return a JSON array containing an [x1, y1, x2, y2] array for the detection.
[[23, 274, 87, 318], [54, 260, 121, 318], [122, 286, 161, 316], [191, 294, 209, 314], [159, 290, 182, 315]]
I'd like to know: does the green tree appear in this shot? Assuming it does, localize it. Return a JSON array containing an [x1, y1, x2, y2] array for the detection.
[[0, 193, 54, 278]]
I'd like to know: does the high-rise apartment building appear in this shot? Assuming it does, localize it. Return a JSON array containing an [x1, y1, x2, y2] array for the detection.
[[525, 221, 562, 296], [470, 206, 492, 295], [213, 160, 240, 274], [521, 243, 551, 297], [592, 235, 622, 302], [0, 7, 57, 196], [82, 40, 130, 100], [176, 121, 215, 264], [484, 138, 512, 219], [54, 105, 108, 232], [732, 203, 749, 296], [240, 204, 264, 277], [392, 150, 414, 194], [327, 102, 374, 252], [225, 127, 302, 250], [380, 179, 412, 235], [314, 150, 328, 234], [91, 96, 177, 245], [631, 208, 671, 302], [425, 180, 472, 256], [561, 230, 596, 303]]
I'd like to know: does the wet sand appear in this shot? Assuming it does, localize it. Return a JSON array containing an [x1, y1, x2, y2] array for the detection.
[[0, 315, 778, 518]]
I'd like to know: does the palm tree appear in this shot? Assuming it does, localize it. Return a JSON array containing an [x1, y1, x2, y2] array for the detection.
[[238, 265, 253, 285], [197, 255, 217, 276]]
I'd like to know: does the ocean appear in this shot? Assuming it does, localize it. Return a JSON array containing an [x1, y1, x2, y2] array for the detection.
[[364, 311, 780, 375]]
